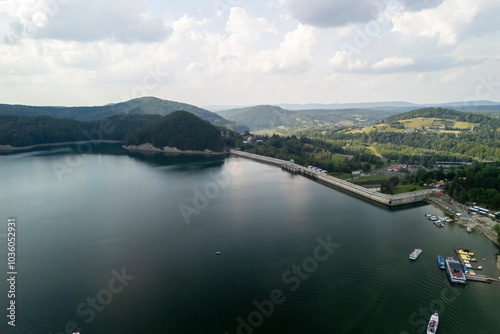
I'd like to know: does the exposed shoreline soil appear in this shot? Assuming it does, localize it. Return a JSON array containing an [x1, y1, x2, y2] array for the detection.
[[122, 143, 226, 155], [0, 140, 122, 152]]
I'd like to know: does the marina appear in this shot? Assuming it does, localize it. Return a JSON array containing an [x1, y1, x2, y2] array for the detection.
[[454, 248, 498, 283], [426, 214, 452, 228]]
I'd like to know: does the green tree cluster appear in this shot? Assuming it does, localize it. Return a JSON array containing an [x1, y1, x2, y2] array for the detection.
[[380, 176, 400, 194], [445, 163, 500, 209], [123, 111, 226, 152], [0, 114, 160, 147]]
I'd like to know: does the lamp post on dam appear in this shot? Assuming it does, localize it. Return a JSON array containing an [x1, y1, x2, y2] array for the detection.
[[230, 149, 436, 206]]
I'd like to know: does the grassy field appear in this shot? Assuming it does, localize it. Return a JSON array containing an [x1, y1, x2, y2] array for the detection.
[[454, 121, 474, 129], [400, 117, 475, 130], [326, 173, 428, 194], [393, 184, 427, 194], [401, 117, 438, 128], [329, 172, 354, 180], [367, 145, 382, 156], [350, 175, 387, 185], [349, 124, 405, 134]]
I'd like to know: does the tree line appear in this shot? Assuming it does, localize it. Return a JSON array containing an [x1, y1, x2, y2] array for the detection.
[[0, 114, 161, 147], [241, 134, 383, 173]]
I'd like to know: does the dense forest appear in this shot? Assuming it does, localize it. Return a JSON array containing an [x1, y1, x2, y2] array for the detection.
[[444, 163, 500, 209], [123, 111, 227, 152], [0, 114, 160, 147], [385, 107, 500, 126]]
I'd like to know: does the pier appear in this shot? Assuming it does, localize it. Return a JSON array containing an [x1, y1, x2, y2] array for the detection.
[[230, 150, 436, 207], [454, 248, 499, 283]]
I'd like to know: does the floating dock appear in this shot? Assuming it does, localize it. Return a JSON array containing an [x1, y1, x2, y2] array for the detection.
[[465, 274, 495, 283], [434, 221, 445, 228], [230, 150, 435, 207], [454, 248, 498, 283]]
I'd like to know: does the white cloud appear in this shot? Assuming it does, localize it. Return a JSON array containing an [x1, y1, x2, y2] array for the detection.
[[391, 0, 488, 46], [256, 24, 316, 74], [372, 57, 414, 69], [219, 7, 276, 59], [2, 0, 172, 44], [329, 51, 368, 71], [267, 0, 288, 9], [0, 0, 499, 106]]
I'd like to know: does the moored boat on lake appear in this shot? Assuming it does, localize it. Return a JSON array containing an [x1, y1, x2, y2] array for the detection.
[[409, 248, 422, 260], [445, 257, 466, 284], [437, 255, 445, 269]]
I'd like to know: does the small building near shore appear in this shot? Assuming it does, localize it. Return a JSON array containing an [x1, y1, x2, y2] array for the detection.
[[387, 164, 407, 172]]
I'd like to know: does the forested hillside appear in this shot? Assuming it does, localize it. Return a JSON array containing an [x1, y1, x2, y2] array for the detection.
[[123, 111, 226, 152], [385, 107, 500, 125], [445, 164, 500, 209], [0, 97, 248, 132], [219, 105, 326, 131], [0, 114, 160, 147], [295, 108, 500, 164]]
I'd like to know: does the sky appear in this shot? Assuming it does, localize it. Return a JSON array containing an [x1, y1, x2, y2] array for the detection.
[[0, 0, 499, 107]]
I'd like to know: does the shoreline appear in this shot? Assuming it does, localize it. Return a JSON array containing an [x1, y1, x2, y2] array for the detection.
[[425, 194, 499, 245], [426, 194, 500, 270], [123, 143, 227, 155], [0, 140, 122, 152]]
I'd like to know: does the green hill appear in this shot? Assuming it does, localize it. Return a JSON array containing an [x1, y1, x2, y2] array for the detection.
[[218, 105, 330, 131], [0, 97, 248, 132], [385, 107, 497, 124], [123, 111, 225, 152]]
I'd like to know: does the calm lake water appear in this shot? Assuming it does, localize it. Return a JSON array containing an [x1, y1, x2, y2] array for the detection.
[[1, 144, 499, 334]]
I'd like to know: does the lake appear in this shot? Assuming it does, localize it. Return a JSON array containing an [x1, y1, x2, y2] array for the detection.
[[1, 144, 499, 333]]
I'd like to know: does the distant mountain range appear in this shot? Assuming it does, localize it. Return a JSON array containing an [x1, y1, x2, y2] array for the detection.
[[0, 96, 250, 133], [218, 105, 331, 131], [206, 100, 500, 112], [212, 100, 500, 131], [2, 97, 499, 135], [217, 105, 412, 131]]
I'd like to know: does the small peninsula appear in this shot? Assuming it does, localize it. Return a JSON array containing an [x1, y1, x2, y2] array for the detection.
[[122, 110, 226, 153]]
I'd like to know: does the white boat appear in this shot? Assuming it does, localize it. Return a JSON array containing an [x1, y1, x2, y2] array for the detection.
[[426, 312, 439, 334], [409, 248, 422, 260]]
